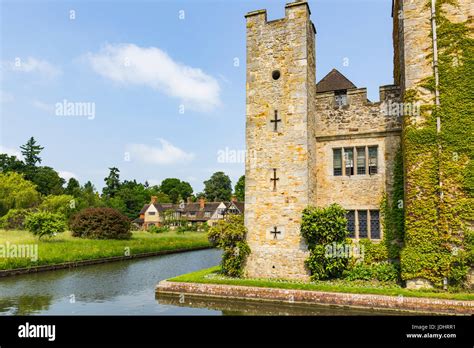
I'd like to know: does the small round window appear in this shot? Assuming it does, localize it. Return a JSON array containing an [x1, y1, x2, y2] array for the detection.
[[272, 70, 281, 80]]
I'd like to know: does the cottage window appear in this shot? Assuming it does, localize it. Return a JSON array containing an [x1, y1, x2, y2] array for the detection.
[[148, 211, 156, 215], [204, 212, 211, 218], [333, 148, 342, 176]]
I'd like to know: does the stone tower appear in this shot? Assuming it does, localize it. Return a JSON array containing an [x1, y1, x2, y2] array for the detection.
[[244, 1, 316, 280]]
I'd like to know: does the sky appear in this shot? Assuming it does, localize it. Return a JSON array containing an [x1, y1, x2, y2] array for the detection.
[[0, 0, 394, 193]]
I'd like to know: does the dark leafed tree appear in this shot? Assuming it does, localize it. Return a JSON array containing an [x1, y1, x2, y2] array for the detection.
[[103, 167, 121, 198], [0, 153, 25, 173], [159, 178, 193, 203], [20, 137, 44, 167], [234, 175, 245, 202], [29, 166, 65, 195], [203, 171, 232, 202], [65, 177, 81, 197]]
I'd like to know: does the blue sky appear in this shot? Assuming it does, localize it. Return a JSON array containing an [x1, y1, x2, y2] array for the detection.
[[0, 0, 393, 193]]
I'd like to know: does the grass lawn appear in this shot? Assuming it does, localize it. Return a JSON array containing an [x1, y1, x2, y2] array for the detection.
[[169, 266, 474, 301], [0, 229, 211, 270]]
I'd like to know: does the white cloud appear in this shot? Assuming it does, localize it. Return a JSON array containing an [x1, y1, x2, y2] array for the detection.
[[0, 145, 23, 160], [58, 171, 77, 181], [86, 43, 221, 111], [126, 139, 194, 165], [0, 90, 14, 104], [32, 100, 55, 113], [5, 57, 61, 79]]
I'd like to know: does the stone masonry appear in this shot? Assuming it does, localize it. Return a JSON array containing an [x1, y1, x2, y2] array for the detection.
[[244, 2, 315, 280], [244, 1, 403, 280]]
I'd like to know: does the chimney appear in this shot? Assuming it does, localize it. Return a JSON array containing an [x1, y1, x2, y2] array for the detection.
[[150, 196, 157, 204], [231, 195, 237, 203], [199, 197, 205, 210], [187, 196, 193, 204]]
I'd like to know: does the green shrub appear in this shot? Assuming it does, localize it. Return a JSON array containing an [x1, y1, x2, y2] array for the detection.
[[39, 194, 78, 219], [24, 211, 66, 239], [301, 204, 349, 280], [0, 208, 34, 230], [176, 226, 188, 234], [70, 207, 131, 240], [301, 204, 349, 248], [343, 262, 400, 282], [148, 225, 169, 233], [208, 214, 250, 277], [306, 244, 349, 280]]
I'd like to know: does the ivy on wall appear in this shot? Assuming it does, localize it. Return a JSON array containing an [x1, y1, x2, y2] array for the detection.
[[400, 0, 473, 288]]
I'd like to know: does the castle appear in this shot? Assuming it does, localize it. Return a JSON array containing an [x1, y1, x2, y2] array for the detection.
[[243, 0, 472, 286]]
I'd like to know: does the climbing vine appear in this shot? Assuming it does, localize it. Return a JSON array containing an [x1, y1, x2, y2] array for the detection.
[[400, 0, 473, 288]]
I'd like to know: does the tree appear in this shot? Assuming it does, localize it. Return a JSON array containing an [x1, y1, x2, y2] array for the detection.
[[113, 180, 149, 219], [0, 172, 41, 216], [203, 171, 232, 201], [103, 167, 121, 198], [65, 178, 81, 197], [20, 137, 44, 168], [28, 166, 65, 196], [39, 194, 77, 219], [0, 153, 25, 173], [234, 175, 245, 201], [159, 178, 193, 203]]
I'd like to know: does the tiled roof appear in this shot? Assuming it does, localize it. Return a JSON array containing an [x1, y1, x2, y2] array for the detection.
[[316, 68, 357, 93], [138, 200, 244, 221]]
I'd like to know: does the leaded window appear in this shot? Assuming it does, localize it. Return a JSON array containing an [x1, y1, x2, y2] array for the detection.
[[333, 148, 342, 176], [356, 147, 366, 175], [370, 210, 380, 239], [346, 210, 355, 238], [344, 148, 354, 176], [358, 210, 368, 238], [368, 146, 378, 174]]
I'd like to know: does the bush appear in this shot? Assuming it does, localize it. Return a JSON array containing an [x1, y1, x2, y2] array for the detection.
[[301, 204, 349, 248], [39, 194, 78, 219], [148, 225, 169, 233], [343, 262, 400, 282], [0, 208, 34, 230], [208, 214, 250, 277], [70, 207, 131, 240], [24, 211, 66, 239], [301, 204, 349, 280], [306, 244, 349, 280]]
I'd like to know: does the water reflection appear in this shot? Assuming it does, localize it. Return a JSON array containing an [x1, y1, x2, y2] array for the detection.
[[0, 249, 222, 315], [156, 293, 417, 316]]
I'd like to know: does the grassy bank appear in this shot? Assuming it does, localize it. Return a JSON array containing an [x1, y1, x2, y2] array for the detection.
[[0, 229, 211, 270], [169, 267, 474, 301]]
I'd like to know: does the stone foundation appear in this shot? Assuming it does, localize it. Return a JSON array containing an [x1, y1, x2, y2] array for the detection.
[[157, 280, 474, 315]]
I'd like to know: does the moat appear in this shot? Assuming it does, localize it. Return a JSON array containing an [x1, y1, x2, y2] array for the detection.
[[0, 249, 419, 315]]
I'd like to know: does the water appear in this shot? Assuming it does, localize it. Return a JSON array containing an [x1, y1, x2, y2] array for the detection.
[[0, 249, 415, 315]]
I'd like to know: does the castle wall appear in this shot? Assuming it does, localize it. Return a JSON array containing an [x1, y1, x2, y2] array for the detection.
[[312, 86, 402, 238], [244, 2, 315, 280]]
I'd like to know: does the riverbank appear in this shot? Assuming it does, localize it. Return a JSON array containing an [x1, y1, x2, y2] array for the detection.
[[156, 267, 474, 315], [0, 229, 211, 273]]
